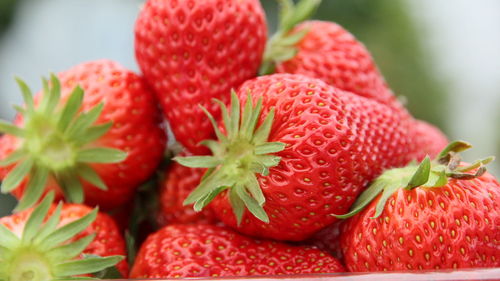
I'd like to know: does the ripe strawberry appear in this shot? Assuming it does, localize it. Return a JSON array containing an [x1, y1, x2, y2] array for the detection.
[[260, 1, 402, 110], [0, 60, 166, 211], [410, 120, 449, 161], [0, 193, 126, 279], [158, 160, 217, 226], [135, 0, 267, 154], [176, 73, 416, 241], [338, 141, 499, 271], [130, 224, 345, 278]]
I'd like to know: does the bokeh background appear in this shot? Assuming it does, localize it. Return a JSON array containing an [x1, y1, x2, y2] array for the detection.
[[1, 0, 499, 215]]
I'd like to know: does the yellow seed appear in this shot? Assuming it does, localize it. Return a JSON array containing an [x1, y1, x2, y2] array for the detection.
[[372, 228, 377, 235], [408, 249, 414, 257], [460, 248, 465, 255], [455, 219, 461, 226], [430, 221, 436, 228], [440, 202, 445, 209], [451, 230, 456, 238], [382, 240, 388, 247], [366, 245, 372, 252], [416, 235, 422, 243], [428, 200, 433, 206], [425, 253, 431, 261], [439, 236, 444, 243], [399, 237, 404, 245]]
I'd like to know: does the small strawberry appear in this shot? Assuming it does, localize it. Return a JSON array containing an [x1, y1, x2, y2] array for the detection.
[[158, 160, 217, 226], [130, 224, 345, 278], [337, 141, 499, 271], [0, 60, 166, 211], [176, 73, 416, 241], [410, 120, 449, 161], [135, 0, 267, 154], [260, 0, 402, 110], [0, 193, 126, 279]]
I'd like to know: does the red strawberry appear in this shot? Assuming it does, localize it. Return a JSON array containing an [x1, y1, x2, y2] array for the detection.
[[411, 120, 449, 161], [130, 224, 345, 278], [158, 160, 217, 226], [0, 60, 166, 211], [135, 0, 267, 154], [338, 141, 499, 271], [260, 1, 402, 111], [176, 73, 416, 241], [0, 193, 126, 279]]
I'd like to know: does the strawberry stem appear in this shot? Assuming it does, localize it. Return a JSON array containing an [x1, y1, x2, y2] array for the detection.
[[335, 141, 494, 219], [0, 75, 128, 211], [175, 91, 285, 224], [0, 193, 123, 280], [259, 0, 322, 75]]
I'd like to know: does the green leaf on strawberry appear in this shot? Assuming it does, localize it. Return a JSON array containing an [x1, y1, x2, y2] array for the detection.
[[335, 140, 495, 219], [0, 74, 127, 211], [260, 0, 322, 75], [175, 91, 286, 224], [0, 192, 123, 280]]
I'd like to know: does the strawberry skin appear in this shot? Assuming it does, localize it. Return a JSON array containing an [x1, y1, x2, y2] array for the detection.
[[180, 73, 416, 241], [0, 202, 129, 277], [341, 169, 500, 272], [158, 161, 217, 226], [410, 120, 449, 161], [0, 60, 167, 210], [130, 224, 345, 278], [135, 0, 267, 154]]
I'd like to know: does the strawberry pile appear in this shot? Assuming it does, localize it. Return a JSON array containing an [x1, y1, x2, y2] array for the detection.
[[0, 0, 498, 279]]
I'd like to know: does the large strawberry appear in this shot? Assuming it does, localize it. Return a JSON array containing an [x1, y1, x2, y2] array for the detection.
[[135, 0, 267, 154], [158, 160, 217, 226], [130, 224, 345, 278], [0, 193, 126, 279], [260, 0, 401, 110], [337, 141, 499, 271], [0, 60, 166, 211], [176, 74, 416, 241]]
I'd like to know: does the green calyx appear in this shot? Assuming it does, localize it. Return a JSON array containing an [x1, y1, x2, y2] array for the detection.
[[175, 91, 286, 224], [259, 0, 322, 76], [0, 193, 123, 281], [0, 75, 127, 212], [335, 141, 495, 219]]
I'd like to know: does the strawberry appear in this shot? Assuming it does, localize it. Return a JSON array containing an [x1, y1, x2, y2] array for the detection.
[[158, 160, 217, 226], [176, 73, 416, 241], [411, 120, 449, 161], [260, 1, 402, 111], [337, 141, 499, 271], [0, 60, 166, 211], [0, 193, 126, 279], [135, 0, 267, 154], [130, 224, 345, 278]]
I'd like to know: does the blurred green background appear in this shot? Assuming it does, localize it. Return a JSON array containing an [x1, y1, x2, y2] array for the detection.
[[1, 0, 499, 216]]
